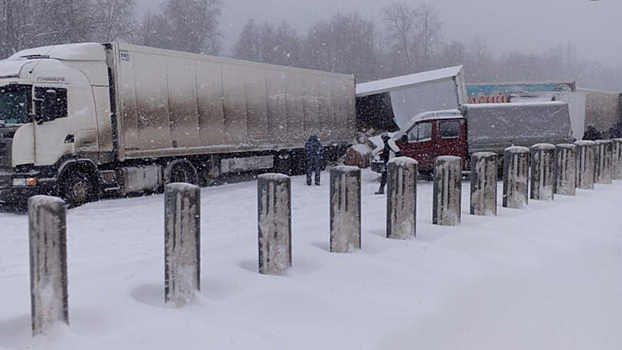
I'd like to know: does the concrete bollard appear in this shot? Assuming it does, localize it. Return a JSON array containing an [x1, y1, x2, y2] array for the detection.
[[503, 146, 530, 209], [470, 152, 497, 216], [530, 144, 556, 201], [28, 196, 68, 336], [555, 144, 576, 196], [330, 166, 361, 252], [612, 138, 622, 180], [257, 174, 292, 275], [386, 157, 418, 239], [594, 140, 613, 184], [164, 183, 201, 306], [433, 156, 462, 226], [575, 140, 595, 190]]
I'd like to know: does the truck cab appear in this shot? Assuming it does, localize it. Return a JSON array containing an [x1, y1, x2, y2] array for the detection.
[[393, 110, 467, 173], [0, 43, 111, 206]]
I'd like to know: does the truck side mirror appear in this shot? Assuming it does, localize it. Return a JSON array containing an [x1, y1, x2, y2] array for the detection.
[[42, 90, 58, 121], [400, 135, 408, 143]]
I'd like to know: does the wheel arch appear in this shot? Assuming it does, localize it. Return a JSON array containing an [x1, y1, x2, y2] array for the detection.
[[163, 159, 198, 184], [57, 159, 99, 183]]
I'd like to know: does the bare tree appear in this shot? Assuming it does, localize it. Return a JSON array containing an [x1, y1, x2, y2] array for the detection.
[[271, 21, 302, 67], [0, 0, 36, 58], [31, 0, 94, 45], [464, 36, 495, 82], [305, 13, 379, 80], [439, 41, 465, 69], [234, 19, 303, 67], [136, 10, 173, 49], [91, 0, 136, 42], [162, 0, 222, 54], [233, 18, 262, 62], [414, 3, 443, 70], [383, 3, 417, 72]]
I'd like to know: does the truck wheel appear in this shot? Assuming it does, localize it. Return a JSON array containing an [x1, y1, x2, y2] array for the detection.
[[275, 152, 292, 175], [291, 150, 306, 175], [61, 171, 94, 207], [168, 162, 198, 185]]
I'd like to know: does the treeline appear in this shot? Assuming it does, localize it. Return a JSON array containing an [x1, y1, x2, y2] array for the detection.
[[231, 3, 622, 91], [0, 0, 620, 91], [0, 0, 221, 57]]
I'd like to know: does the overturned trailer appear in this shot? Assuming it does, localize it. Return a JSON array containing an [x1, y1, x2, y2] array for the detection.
[[355, 66, 468, 131]]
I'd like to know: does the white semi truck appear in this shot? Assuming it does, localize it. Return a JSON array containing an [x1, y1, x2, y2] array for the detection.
[[0, 43, 356, 206]]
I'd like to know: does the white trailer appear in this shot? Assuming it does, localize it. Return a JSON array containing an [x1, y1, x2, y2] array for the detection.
[[0, 43, 356, 206]]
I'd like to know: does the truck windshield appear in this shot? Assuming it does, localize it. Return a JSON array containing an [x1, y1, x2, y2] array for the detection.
[[0, 85, 31, 125]]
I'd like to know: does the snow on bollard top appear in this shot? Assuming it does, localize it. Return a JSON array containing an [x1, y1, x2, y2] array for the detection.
[[595, 139, 612, 145], [258, 173, 290, 182], [574, 140, 596, 146], [332, 165, 361, 174], [28, 195, 65, 207], [473, 152, 497, 158], [505, 146, 530, 153], [166, 183, 200, 191], [388, 156, 418, 167], [532, 143, 556, 150], [436, 155, 462, 162]]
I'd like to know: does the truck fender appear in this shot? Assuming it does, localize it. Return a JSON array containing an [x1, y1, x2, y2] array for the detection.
[[57, 158, 99, 181]]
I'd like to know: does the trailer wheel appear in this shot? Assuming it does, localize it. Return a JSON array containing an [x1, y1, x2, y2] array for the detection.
[[275, 152, 293, 175], [60, 171, 95, 207], [167, 162, 198, 185]]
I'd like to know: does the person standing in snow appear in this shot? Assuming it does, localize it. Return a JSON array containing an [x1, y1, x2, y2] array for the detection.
[[305, 134, 324, 186], [375, 133, 401, 194], [583, 125, 601, 140]]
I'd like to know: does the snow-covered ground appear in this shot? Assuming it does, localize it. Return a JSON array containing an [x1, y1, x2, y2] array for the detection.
[[1, 169, 622, 350]]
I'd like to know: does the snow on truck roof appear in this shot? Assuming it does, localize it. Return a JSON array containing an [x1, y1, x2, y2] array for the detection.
[[9, 43, 107, 61], [462, 101, 568, 109], [0, 59, 29, 78], [355, 65, 463, 97], [407, 109, 463, 124], [393, 109, 463, 140]]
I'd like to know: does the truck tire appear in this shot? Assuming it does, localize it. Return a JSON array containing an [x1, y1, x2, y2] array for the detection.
[[275, 152, 293, 175], [60, 170, 95, 207], [292, 150, 306, 175], [167, 162, 198, 185]]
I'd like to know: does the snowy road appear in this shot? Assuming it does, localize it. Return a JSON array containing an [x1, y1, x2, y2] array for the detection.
[[1, 169, 621, 350]]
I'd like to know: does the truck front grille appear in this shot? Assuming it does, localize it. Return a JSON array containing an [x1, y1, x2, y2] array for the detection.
[[0, 173, 10, 190], [0, 138, 11, 168]]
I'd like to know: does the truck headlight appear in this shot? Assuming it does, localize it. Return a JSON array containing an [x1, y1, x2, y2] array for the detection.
[[12, 178, 37, 187]]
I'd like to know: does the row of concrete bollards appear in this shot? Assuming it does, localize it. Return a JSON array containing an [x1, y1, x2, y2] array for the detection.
[[25, 139, 622, 335]]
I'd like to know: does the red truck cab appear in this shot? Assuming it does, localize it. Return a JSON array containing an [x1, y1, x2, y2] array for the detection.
[[394, 110, 467, 173]]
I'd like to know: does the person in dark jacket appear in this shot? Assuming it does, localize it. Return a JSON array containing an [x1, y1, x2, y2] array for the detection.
[[375, 133, 401, 194], [583, 125, 601, 140], [305, 134, 323, 186]]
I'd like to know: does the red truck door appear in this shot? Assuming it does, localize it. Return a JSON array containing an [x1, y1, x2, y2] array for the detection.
[[436, 118, 467, 167], [397, 118, 467, 171], [398, 120, 436, 170]]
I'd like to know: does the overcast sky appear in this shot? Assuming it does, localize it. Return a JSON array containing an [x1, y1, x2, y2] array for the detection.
[[138, 0, 621, 68]]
